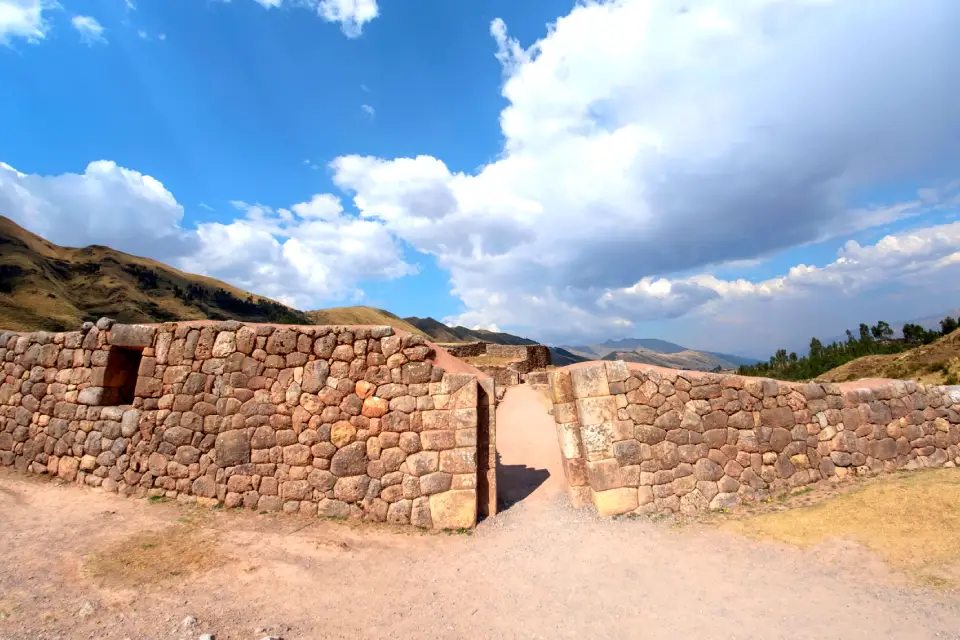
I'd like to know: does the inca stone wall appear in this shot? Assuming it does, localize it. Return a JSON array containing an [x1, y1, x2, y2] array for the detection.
[[441, 342, 551, 394], [0, 320, 496, 529], [483, 345, 551, 374], [440, 342, 486, 359], [549, 361, 960, 516]]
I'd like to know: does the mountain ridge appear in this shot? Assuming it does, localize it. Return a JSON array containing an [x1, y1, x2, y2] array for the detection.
[[402, 316, 539, 346], [0, 215, 308, 331]]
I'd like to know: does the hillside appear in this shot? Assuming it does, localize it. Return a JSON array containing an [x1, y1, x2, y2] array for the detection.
[[550, 347, 589, 367], [600, 348, 744, 372], [817, 329, 960, 385], [306, 307, 427, 337], [563, 339, 757, 371], [0, 216, 308, 331], [403, 316, 538, 346], [596, 338, 687, 354]]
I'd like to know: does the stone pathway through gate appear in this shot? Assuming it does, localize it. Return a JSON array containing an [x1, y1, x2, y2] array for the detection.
[[493, 384, 565, 509]]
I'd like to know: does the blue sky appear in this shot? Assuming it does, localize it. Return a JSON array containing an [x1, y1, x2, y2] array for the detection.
[[1, 0, 959, 357]]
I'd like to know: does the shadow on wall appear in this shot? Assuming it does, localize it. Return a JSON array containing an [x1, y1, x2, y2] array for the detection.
[[495, 451, 550, 511]]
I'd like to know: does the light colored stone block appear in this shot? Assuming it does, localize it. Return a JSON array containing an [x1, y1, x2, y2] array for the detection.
[[592, 487, 638, 516], [429, 490, 476, 529], [576, 395, 618, 426], [570, 363, 610, 399]]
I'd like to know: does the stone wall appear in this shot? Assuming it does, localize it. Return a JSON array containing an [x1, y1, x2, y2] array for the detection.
[[484, 345, 551, 374], [523, 371, 550, 389], [441, 342, 552, 385], [549, 361, 960, 516], [476, 365, 520, 389], [440, 342, 486, 359], [0, 320, 496, 529]]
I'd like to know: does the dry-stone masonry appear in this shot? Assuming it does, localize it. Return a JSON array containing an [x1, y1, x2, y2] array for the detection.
[[442, 342, 551, 391], [549, 361, 960, 516], [0, 320, 496, 529]]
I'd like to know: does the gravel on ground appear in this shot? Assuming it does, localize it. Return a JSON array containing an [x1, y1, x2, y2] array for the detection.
[[1, 385, 958, 639]]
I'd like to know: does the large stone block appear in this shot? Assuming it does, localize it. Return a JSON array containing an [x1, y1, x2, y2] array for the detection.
[[407, 451, 439, 477], [760, 407, 795, 429], [556, 422, 583, 460], [77, 387, 106, 406], [580, 422, 614, 460], [613, 439, 642, 466], [330, 441, 368, 476], [586, 458, 622, 491], [429, 490, 476, 529], [570, 364, 610, 399], [592, 487, 638, 516], [439, 448, 476, 474], [604, 360, 630, 383], [301, 360, 330, 394], [553, 401, 578, 425], [576, 395, 618, 426], [550, 370, 575, 404], [334, 476, 370, 502], [215, 430, 251, 466], [449, 379, 478, 410], [108, 324, 156, 348], [563, 457, 588, 486]]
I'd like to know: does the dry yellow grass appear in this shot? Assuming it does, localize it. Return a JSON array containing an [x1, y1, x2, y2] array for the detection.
[[817, 329, 960, 385], [724, 469, 960, 587], [83, 523, 226, 587], [305, 306, 428, 337]]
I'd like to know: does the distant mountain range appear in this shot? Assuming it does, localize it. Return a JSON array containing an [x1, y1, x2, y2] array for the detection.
[[560, 338, 760, 371]]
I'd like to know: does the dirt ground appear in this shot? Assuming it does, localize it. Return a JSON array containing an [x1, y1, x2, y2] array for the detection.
[[2, 385, 960, 640]]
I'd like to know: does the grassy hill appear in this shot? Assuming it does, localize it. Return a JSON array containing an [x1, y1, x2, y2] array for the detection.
[[550, 347, 588, 367], [562, 340, 756, 372], [307, 307, 427, 337], [403, 316, 538, 346], [599, 348, 743, 372], [0, 216, 308, 331], [817, 329, 960, 385]]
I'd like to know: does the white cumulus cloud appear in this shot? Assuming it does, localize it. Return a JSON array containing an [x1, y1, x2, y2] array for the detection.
[[247, 0, 378, 37], [326, 0, 960, 349], [0, 0, 55, 44], [71, 15, 106, 45], [0, 161, 414, 309], [315, 0, 377, 37]]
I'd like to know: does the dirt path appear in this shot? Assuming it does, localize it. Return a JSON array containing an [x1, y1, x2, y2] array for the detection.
[[2, 386, 960, 639], [494, 384, 566, 507]]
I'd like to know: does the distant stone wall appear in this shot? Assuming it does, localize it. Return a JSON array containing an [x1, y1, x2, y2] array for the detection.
[[524, 371, 550, 388], [484, 345, 529, 361], [549, 362, 960, 516], [485, 345, 551, 375], [0, 320, 496, 529], [476, 366, 520, 389], [442, 342, 552, 384], [440, 342, 486, 359]]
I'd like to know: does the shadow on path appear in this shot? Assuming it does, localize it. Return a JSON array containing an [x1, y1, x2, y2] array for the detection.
[[496, 451, 550, 511]]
